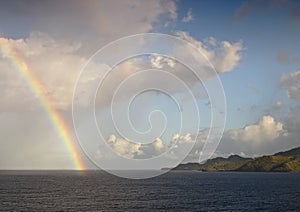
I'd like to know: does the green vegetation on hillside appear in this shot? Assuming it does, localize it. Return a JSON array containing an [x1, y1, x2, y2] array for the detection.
[[237, 156, 300, 172], [274, 146, 300, 156], [171, 146, 300, 172]]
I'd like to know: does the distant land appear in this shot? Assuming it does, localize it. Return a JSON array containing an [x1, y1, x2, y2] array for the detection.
[[169, 146, 300, 172]]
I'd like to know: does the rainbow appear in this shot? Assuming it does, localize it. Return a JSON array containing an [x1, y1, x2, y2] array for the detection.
[[0, 38, 85, 170]]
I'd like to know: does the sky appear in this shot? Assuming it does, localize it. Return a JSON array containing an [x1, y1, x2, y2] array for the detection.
[[1, 0, 300, 171]]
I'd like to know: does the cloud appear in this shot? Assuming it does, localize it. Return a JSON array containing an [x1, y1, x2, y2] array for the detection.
[[214, 114, 300, 157], [0, 30, 241, 113], [150, 54, 176, 68], [97, 67, 300, 164], [0, 0, 178, 54], [177, 132, 206, 162], [172, 133, 192, 142], [209, 69, 300, 158], [102, 133, 195, 159], [182, 9, 193, 23], [107, 135, 169, 159], [174, 31, 243, 73], [0, 1, 244, 170], [205, 37, 217, 46], [280, 70, 300, 102], [276, 51, 300, 64], [291, 3, 300, 23], [213, 41, 243, 73], [181, 111, 300, 161], [277, 51, 290, 64], [0, 111, 89, 169], [274, 101, 283, 109], [0, 1, 179, 169], [0, 28, 244, 169], [228, 115, 284, 143], [232, 0, 300, 23], [106, 134, 143, 159], [232, 1, 254, 22], [77, 31, 244, 111], [0, 32, 85, 111], [99, 112, 300, 163]]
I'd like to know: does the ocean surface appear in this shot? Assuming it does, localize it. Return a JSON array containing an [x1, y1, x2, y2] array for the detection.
[[0, 171, 299, 211]]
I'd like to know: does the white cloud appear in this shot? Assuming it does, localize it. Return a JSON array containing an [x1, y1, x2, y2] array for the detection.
[[182, 9, 193, 23], [152, 138, 166, 152], [97, 112, 300, 164], [104, 133, 195, 159], [178, 133, 193, 143], [174, 31, 243, 73], [175, 132, 207, 162], [150, 54, 176, 68], [171, 133, 194, 147], [107, 135, 143, 159], [172, 133, 180, 141], [213, 41, 243, 73], [106, 134, 167, 159], [229, 115, 284, 143], [213, 115, 293, 157]]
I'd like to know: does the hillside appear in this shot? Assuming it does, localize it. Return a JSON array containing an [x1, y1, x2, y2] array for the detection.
[[237, 155, 300, 172], [274, 146, 300, 156], [172, 146, 300, 172], [200, 155, 252, 171], [173, 155, 252, 171]]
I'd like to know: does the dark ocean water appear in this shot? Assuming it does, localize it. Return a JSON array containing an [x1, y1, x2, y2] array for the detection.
[[0, 171, 299, 211]]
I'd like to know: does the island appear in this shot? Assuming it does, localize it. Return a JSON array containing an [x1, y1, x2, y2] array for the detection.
[[168, 146, 300, 172]]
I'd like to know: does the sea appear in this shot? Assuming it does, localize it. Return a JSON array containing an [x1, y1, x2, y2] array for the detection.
[[0, 171, 299, 211]]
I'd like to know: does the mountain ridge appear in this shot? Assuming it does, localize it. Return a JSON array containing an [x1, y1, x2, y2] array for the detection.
[[171, 146, 300, 172]]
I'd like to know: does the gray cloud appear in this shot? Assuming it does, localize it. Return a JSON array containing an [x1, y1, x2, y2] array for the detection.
[[232, 1, 254, 22], [277, 51, 300, 64], [277, 51, 290, 64], [0, 0, 177, 55], [232, 0, 299, 22], [0, 111, 89, 169], [280, 70, 300, 102], [0, 1, 178, 169]]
